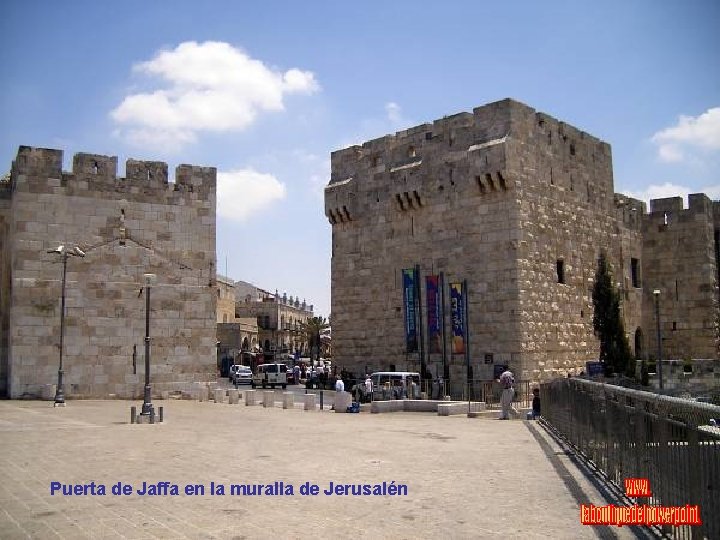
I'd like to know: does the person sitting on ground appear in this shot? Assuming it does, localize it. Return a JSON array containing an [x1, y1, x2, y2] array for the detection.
[[527, 388, 541, 420]]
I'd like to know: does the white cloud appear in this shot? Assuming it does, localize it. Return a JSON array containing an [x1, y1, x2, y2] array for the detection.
[[622, 182, 720, 207], [385, 102, 402, 124], [217, 168, 286, 222], [111, 41, 319, 151], [651, 107, 720, 163]]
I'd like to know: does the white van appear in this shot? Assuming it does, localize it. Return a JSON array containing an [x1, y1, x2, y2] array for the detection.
[[252, 363, 288, 389], [371, 372, 421, 400]]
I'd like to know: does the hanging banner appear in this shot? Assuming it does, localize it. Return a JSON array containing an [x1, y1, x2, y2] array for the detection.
[[402, 268, 418, 353], [449, 282, 465, 354], [426, 275, 441, 354]]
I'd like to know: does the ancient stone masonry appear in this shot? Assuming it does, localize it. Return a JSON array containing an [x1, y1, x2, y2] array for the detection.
[[326, 99, 720, 385], [0, 146, 217, 398]]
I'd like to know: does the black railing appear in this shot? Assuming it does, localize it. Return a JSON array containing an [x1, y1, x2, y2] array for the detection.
[[542, 378, 720, 539]]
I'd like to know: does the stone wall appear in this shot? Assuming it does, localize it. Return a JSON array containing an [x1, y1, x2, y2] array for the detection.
[[3, 146, 217, 398], [326, 99, 719, 384], [641, 194, 719, 361]]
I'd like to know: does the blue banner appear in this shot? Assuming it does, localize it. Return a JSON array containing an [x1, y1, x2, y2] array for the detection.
[[402, 268, 418, 353], [449, 282, 465, 354]]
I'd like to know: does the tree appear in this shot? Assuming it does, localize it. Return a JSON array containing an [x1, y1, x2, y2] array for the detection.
[[301, 316, 329, 363], [592, 252, 634, 377]]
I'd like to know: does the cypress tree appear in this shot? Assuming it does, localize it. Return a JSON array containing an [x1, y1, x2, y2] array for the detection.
[[592, 252, 634, 377]]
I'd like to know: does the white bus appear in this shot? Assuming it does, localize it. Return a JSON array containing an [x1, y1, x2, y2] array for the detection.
[[252, 363, 288, 389], [370, 372, 421, 400]]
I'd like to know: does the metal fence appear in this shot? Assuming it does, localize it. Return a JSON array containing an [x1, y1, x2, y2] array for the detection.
[[541, 378, 720, 539]]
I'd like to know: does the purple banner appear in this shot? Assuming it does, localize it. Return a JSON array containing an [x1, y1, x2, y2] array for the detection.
[[426, 275, 441, 354]]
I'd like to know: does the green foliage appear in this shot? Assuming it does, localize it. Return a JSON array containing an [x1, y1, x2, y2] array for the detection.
[[301, 316, 329, 362], [592, 252, 634, 377]]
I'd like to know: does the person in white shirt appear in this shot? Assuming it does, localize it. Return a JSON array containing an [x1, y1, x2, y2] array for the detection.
[[335, 377, 344, 393], [364, 375, 373, 402], [498, 369, 515, 420]]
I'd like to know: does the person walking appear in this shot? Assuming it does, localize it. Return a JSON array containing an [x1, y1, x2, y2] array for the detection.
[[364, 375, 373, 403], [498, 368, 515, 420]]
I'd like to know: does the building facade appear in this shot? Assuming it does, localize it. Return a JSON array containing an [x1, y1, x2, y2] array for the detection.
[[0, 146, 217, 398], [216, 274, 236, 323], [235, 289, 314, 358], [325, 99, 720, 385]]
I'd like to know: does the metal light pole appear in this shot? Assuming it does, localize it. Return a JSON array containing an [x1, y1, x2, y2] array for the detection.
[[141, 273, 156, 416], [48, 245, 85, 407], [653, 289, 663, 390]]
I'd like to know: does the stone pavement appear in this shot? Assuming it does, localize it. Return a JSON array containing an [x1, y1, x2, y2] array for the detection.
[[0, 399, 643, 540]]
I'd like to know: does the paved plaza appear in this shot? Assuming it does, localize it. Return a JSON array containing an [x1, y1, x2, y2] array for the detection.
[[0, 397, 642, 539]]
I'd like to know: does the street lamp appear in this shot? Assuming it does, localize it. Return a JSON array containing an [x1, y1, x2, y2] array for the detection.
[[48, 245, 85, 407], [653, 289, 663, 391], [141, 273, 156, 416]]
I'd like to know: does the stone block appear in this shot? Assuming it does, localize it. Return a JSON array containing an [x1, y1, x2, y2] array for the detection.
[[303, 393, 316, 411], [282, 392, 294, 409], [334, 391, 352, 413], [214, 388, 225, 404], [263, 391, 274, 408], [227, 389, 239, 404], [245, 390, 259, 406], [370, 400, 404, 414]]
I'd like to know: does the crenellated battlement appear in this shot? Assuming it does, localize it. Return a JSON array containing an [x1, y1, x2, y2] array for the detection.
[[10, 146, 216, 202]]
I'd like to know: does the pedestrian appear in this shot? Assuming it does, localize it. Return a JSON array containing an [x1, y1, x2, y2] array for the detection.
[[526, 388, 540, 420], [364, 375, 373, 403], [335, 375, 344, 393], [498, 368, 515, 420]]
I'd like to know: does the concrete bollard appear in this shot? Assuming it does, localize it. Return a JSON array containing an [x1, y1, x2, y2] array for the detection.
[[334, 390, 352, 413], [228, 389, 239, 404], [303, 393, 316, 411], [282, 392, 294, 409], [130, 406, 136, 424], [161, 391, 170, 400], [214, 388, 225, 404], [245, 389, 257, 406], [263, 391, 274, 408]]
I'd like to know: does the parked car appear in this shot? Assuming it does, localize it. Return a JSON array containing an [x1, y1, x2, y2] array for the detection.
[[233, 366, 253, 385], [228, 364, 243, 382]]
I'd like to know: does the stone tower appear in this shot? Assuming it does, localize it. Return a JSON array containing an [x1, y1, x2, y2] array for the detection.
[[325, 98, 719, 389], [0, 146, 217, 398]]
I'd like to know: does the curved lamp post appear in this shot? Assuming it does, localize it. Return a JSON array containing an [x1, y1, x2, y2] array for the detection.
[[48, 245, 85, 407]]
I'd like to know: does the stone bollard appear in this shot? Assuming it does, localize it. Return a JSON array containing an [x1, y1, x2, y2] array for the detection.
[[303, 393, 316, 411], [263, 391, 274, 408], [130, 406, 136, 424], [214, 388, 225, 404], [228, 389, 239, 404], [245, 389, 257, 406], [159, 406, 164, 422], [334, 390, 352, 413], [282, 392, 294, 409], [161, 391, 170, 400]]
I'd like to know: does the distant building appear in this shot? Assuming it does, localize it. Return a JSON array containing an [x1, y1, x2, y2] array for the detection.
[[216, 275, 236, 323], [235, 287, 314, 359], [325, 98, 719, 388]]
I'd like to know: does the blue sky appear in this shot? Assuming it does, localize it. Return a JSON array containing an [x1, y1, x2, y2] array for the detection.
[[1, 1, 719, 317]]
